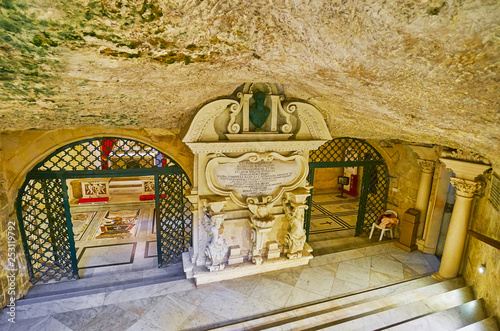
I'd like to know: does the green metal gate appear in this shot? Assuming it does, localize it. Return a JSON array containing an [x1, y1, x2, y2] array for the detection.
[[18, 178, 78, 282], [306, 138, 389, 238], [156, 173, 193, 266], [16, 137, 192, 284]]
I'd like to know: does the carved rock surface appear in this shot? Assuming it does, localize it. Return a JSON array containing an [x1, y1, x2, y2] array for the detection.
[[0, 0, 499, 164]]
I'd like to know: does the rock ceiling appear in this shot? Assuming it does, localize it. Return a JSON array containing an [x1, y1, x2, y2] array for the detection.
[[0, 0, 499, 164]]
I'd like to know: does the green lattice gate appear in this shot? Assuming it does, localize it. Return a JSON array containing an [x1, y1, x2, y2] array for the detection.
[[306, 138, 389, 238], [18, 178, 78, 282], [156, 173, 193, 266], [16, 137, 192, 284]]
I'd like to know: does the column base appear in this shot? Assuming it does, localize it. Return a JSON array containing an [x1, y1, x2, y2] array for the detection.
[[416, 239, 425, 252], [395, 242, 418, 252], [432, 271, 457, 282]]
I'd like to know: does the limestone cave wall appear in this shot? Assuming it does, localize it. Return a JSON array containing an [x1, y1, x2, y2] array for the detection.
[[371, 141, 422, 222], [1, 0, 499, 166], [463, 168, 500, 317], [0, 136, 31, 309]]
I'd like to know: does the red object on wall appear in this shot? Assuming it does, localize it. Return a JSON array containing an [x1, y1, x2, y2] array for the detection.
[[139, 194, 167, 200], [78, 197, 109, 204], [100, 139, 116, 170], [139, 194, 155, 201], [342, 174, 358, 196]]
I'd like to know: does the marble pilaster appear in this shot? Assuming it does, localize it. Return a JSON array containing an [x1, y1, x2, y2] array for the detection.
[[415, 159, 435, 238]]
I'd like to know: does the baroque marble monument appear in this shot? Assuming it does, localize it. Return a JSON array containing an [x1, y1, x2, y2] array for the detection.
[[182, 83, 331, 284]]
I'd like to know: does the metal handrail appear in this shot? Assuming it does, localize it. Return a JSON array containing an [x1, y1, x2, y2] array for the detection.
[[468, 230, 500, 250]]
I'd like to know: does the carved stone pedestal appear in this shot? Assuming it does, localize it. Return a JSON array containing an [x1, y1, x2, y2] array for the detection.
[[266, 241, 280, 259], [228, 246, 244, 265], [183, 248, 313, 285]]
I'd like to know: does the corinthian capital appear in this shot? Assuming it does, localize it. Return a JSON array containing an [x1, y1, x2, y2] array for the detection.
[[450, 178, 483, 198], [417, 159, 435, 174]]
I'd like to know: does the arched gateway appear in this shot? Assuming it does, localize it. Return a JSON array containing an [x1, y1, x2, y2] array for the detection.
[[16, 137, 192, 284], [306, 138, 390, 238]]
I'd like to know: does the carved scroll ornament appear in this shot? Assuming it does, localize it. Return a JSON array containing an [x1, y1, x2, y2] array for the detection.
[[442, 149, 491, 165]]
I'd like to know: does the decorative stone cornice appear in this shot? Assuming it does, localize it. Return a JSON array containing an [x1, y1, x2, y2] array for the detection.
[[183, 83, 331, 146], [450, 178, 484, 198], [409, 145, 438, 161], [417, 159, 435, 174], [186, 140, 328, 154], [441, 149, 491, 165], [183, 99, 239, 143], [439, 158, 491, 181]]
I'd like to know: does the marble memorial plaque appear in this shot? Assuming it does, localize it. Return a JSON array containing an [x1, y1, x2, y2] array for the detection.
[[206, 152, 308, 206], [212, 158, 300, 198]]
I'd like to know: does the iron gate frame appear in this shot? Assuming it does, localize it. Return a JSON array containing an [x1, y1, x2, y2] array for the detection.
[[16, 137, 192, 284], [306, 138, 390, 240]]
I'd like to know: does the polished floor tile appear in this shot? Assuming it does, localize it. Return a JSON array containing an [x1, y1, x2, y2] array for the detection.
[[335, 262, 371, 287], [286, 287, 326, 307], [250, 277, 295, 308], [140, 296, 197, 331], [198, 285, 248, 319], [6, 239, 443, 331]]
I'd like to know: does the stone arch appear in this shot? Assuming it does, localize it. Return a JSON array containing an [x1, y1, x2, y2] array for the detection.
[[6, 128, 193, 196], [15, 134, 193, 284], [306, 137, 390, 236]]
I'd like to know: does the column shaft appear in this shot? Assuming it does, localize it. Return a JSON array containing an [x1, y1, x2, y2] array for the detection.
[[415, 160, 435, 238], [434, 177, 483, 280], [415, 171, 433, 237], [435, 195, 472, 279]]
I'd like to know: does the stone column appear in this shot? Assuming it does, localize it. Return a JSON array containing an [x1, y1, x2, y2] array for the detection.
[[415, 159, 435, 238], [434, 178, 483, 280], [434, 157, 490, 280]]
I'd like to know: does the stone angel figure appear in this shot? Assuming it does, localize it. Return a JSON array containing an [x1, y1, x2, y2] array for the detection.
[[204, 214, 228, 272], [282, 198, 307, 259]]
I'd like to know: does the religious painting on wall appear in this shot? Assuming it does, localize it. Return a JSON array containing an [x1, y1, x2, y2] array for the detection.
[[96, 209, 139, 239]]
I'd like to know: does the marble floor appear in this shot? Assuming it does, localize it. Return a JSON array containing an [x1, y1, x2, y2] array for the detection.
[[309, 191, 359, 235], [1, 242, 442, 331], [72, 203, 159, 278], [308, 189, 394, 256]]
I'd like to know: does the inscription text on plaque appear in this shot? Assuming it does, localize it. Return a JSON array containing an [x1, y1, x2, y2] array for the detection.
[[213, 159, 299, 198]]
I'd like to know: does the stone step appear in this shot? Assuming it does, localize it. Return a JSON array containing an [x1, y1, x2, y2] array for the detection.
[[456, 317, 500, 331], [5, 278, 196, 322], [309, 237, 398, 256], [316, 286, 474, 330], [211, 276, 460, 330], [386, 299, 487, 331], [265, 281, 471, 330], [19, 263, 185, 306]]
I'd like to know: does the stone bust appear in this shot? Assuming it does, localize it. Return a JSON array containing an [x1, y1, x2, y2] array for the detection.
[[249, 91, 270, 129]]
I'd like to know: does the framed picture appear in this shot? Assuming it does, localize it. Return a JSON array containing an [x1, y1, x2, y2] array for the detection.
[[338, 176, 350, 186]]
